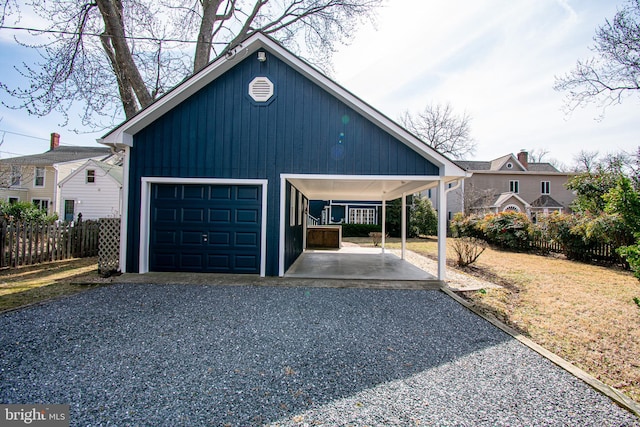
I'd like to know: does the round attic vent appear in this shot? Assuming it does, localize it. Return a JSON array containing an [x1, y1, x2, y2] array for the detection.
[[249, 76, 274, 102]]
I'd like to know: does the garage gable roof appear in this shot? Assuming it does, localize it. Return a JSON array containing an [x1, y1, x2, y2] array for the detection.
[[99, 32, 467, 179]]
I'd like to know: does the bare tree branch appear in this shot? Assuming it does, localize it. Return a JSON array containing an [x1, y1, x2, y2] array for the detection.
[[2, 0, 382, 127], [554, 0, 640, 116], [399, 102, 477, 159]]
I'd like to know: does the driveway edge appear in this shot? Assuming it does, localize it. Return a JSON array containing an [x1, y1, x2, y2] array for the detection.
[[441, 287, 640, 418]]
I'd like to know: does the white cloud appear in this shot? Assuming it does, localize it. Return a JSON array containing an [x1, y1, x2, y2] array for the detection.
[[333, 0, 639, 163]]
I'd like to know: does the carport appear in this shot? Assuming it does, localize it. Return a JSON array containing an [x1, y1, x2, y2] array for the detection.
[[280, 174, 463, 281]]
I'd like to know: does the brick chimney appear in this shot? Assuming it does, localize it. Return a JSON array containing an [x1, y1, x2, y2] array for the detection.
[[517, 150, 529, 170], [50, 132, 60, 150]]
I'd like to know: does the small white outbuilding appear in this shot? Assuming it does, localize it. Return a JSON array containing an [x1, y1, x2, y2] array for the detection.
[[58, 159, 123, 221]]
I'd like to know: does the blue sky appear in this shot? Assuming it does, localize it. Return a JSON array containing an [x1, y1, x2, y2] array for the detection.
[[0, 0, 638, 165]]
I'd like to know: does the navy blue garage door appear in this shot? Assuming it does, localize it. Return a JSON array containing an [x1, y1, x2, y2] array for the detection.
[[149, 184, 262, 273]]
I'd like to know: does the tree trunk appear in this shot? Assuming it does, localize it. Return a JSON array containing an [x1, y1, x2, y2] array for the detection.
[[96, 0, 153, 117], [193, 0, 222, 73]]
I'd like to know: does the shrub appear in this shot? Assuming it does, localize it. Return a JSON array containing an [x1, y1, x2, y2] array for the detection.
[[450, 212, 484, 239], [341, 223, 381, 237], [480, 211, 533, 250], [0, 201, 58, 223], [452, 237, 487, 267], [537, 213, 599, 261], [617, 240, 640, 280]]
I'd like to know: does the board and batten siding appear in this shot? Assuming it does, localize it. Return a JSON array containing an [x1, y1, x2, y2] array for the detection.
[[126, 50, 439, 276], [59, 167, 122, 220]]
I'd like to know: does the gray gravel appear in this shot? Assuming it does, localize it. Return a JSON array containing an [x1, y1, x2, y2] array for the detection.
[[1, 283, 638, 426]]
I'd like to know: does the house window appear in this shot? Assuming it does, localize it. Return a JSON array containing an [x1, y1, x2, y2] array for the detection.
[[32, 199, 49, 212], [8, 197, 19, 204], [541, 181, 550, 195], [86, 169, 96, 183], [349, 208, 376, 225], [509, 180, 519, 193], [34, 167, 45, 187], [503, 204, 521, 212], [10, 165, 21, 186]]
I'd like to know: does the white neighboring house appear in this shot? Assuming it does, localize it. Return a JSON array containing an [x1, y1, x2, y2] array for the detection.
[[58, 160, 123, 221]]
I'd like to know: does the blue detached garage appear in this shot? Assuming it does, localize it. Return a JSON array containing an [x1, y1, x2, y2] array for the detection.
[[99, 32, 469, 279]]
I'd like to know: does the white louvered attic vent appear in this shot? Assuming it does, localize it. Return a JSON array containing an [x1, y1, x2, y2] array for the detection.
[[249, 77, 274, 102]]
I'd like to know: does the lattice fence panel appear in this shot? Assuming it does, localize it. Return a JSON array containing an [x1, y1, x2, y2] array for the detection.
[[98, 218, 121, 275]]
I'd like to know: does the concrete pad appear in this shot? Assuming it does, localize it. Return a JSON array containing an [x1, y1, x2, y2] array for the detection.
[[285, 251, 437, 281]]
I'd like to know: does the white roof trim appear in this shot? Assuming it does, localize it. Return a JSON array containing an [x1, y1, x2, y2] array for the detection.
[[492, 192, 531, 208], [99, 33, 467, 178]]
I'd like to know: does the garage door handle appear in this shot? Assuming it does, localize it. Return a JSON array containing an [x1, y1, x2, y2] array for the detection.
[[202, 234, 208, 243]]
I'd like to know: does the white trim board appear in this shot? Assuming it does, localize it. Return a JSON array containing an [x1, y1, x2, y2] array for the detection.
[[138, 177, 268, 277]]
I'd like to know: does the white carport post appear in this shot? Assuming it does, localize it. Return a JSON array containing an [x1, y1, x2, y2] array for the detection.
[[401, 192, 407, 260], [437, 180, 447, 281], [381, 199, 386, 254]]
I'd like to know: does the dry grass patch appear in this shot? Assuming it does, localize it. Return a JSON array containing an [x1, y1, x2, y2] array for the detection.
[[0, 257, 106, 312]]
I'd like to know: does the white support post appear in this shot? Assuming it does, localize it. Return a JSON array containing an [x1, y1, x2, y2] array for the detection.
[[401, 193, 407, 260], [381, 200, 386, 254], [438, 180, 447, 281]]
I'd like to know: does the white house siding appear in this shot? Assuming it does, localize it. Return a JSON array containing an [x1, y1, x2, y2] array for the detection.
[[54, 160, 96, 216], [59, 168, 122, 220]]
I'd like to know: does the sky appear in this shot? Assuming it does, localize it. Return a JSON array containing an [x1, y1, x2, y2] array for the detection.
[[0, 0, 638, 165]]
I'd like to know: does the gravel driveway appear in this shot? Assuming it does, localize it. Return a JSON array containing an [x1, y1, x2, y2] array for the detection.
[[1, 283, 638, 426]]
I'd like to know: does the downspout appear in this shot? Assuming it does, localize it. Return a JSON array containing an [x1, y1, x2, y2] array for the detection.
[[53, 165, 59, 219]]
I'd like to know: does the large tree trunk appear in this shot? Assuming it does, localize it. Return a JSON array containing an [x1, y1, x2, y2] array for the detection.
[[193, 0, 222, 73], [96, 0, 153, 117]]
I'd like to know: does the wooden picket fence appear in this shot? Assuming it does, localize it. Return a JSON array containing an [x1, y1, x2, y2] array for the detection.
[[531, 236, 623, 265], [0, 218, 100, 268]]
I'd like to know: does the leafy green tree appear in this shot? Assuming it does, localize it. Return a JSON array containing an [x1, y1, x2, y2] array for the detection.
[[409, 195, 438, 237], [566, 162, 626, 213], [603, 177, 640, 234]]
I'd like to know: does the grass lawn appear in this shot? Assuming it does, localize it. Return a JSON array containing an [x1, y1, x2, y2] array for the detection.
[[0, 257, 105, 312], [346, 236, 640, 403]]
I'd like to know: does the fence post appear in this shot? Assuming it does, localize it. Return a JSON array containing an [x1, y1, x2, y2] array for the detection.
[[0, 219, 5, 268]]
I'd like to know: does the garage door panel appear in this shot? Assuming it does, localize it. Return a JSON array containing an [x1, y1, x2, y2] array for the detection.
[[235, 255, 258, 270], [150, 183, 261, 274], [154, 230, 176, 245], [236, 209, 259, 223], [210, 209, 231, 223], [155, 184, 179, 199], [235, 232, 258, 246], [211, 186, 232, 200], [209, 232, 230, 246], [208, 254, 231, 270], [182, 208, 204, 222], [156, 208, 177, 222], [183, 185, 206, 199], [237, 186, 259, 200], [181, 231, 204, 245], [152, 253, 177, 270], [180, 253, 204, 269]]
